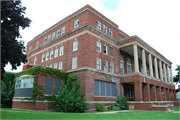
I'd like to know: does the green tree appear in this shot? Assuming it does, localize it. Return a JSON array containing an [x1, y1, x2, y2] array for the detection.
[[53, 73, 89, 113], [173, 65, 180, 92], [3, 72, 15, 86], [1, 0, 31, 80]]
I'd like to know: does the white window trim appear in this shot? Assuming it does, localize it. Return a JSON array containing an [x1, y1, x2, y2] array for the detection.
[[42, 53, 45, 62], [110, 62, 114, 73], [44, 37, 47, 44], [57, 29, 60, 38], [52, 32, 55, 40], [73, 40, 78, 51], [50, 50, 53, 59], [54, 63, 57, 69], [34, 57, 37, 65], [103, 44, 108, 55], [54, 48, 58, 58], [48, 34, 51, 42], [97, 58, 101, 70], [72, 57, 77, 69], [97, 41, 101, 52], [46, 52, 49, 61], [49, 64, 52, 68], [74, 19, 79, 29], [36, 41, 39, 49], [60, 46, 64, 56], [59, 61, 63, 70], [103, 24, 107, 34], [97, 20, 101, 30], [103, 60, 108, 72], [61, 26, 65, 35]]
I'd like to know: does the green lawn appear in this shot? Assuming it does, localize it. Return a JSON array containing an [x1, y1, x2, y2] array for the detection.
[[174, 107, 180, 111], [1, 108, 179, 119]]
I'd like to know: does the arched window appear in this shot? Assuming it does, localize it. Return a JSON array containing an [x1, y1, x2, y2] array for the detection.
[[120, 56, 124, 74], [127, 59, 132, 74]]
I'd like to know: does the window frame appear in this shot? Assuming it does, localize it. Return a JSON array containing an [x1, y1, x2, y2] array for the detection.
[[103, 60, 108, 72], [36, 41, 39, 49], [97, 58, 101, 70], [54, 48, 58, 58], [44, 37, 47, 44], [49, 64, 52, 68], [110, 62, 114, 73], [110, 47, 113, 57], [48, 34, 51, 42], [74, 19, 79, 29], [46, 52, 49, 61], [52, 32, 55, 40], [120, 56, 124, 75], [59, 61, 63, 70], [97, 20, 101, 30], [109, 28, 112, 37], [61, 26, 65, 35], [56, 29, 60, 38], [97, 41, 101, 52], [42, 53, 45, 62], [127, 59, 132, 74], [60, 46, 64, 56], [72, 57, 77, 69], [54, 63, 57, 69], [29, 46, 32, 53], [103, 44, 107, 55], [34, 57, 37, 65], [73, 40, 78, 51], [50, 50, 53, 59], [103, 24, 107, 34]]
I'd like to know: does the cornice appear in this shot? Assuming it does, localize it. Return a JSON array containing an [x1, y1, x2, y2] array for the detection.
[[118, 35, 172, 64]]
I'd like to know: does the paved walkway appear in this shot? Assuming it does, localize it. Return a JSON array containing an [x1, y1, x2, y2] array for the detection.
[[95, 110, 131, 114]]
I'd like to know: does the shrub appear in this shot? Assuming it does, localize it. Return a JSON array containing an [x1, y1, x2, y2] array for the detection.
[[1, 81, 14, 108], [53, 73, 89, 113], [97, 103, 105, 112], [112, 96, 128, 110]]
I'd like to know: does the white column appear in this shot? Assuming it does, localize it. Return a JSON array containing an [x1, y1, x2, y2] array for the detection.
[[149, 54, 153, 77], [154, 57, 159, 79], [142, 49, 147, 75], [170, 67, 173, 83], [167, 66, 170, 82], [134, 44, 139, 73], [159, 60, 163, 80], [163, 63, 167, 81]]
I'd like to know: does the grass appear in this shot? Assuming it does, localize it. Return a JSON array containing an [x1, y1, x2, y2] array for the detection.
[[174, 107, 180, 111], [1, 108, 180, 119]]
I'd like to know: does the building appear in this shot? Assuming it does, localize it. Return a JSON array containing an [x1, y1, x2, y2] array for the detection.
[[12, 5, 178, 111]]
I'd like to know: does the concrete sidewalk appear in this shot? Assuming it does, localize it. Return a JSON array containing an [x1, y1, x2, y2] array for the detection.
[[95, 110, 131, 114]]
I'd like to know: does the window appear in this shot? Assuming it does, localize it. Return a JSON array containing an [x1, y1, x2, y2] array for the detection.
[[45, 78, 53, 95], [127, 59, 132, 74], [120, 56, 124, 74], [52, 32, 55, 40], [34, 57, 37, 65], [141, 64, 143, 74], [97, 20, 101, 30], [95, 80, 116, 96], [109, 28, 112, 37], [60, 46, 64, 56], [42, 53, 45, 62], [15, 76, 34, 89], [97, 41, 101, 52], [110, 62, 113, 73], [44, 37, 47, 44], [29, 46, 32, 53], [61, 26, 65, 35], [36, 41, 39, 48], [72, 57, 77, 69], [54, 48, 58, 58], [59, 61, 63, 70], [110, 47, 113, 56], [49, 64, 52, 68], [73, 40, 78, 51], [103, 24, 107, 33], [97, 58, 101, 70], [129, 86, 134, 97], [48, 34, 51, 42], [103, 61, 108, 72], [54, 63, 57, 69], [50, 50, 53, 59], [147, 67, 149, 75], [46, 52, 49, 61], [45, 65, 48, 67], [103, 45, 107, 55], [57, 29, 60, 38], [74, 19, 79, 29]]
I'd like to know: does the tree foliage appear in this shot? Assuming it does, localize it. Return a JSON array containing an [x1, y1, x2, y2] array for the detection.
[[173, 65, 179, 83], [53, 73, 89, 113], [3, 72, 15, 86], [1, 0, 31, 80]]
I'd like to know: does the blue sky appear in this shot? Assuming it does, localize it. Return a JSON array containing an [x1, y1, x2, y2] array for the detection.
[[5, 0, 180, 88]]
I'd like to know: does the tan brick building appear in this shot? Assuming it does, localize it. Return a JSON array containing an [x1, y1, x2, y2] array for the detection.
[[13, 5, 177, 111]]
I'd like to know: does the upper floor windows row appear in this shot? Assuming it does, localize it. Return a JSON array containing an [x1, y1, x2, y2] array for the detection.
[[97, 41, 113, 57], [97, 58, 114, 73], [97, 20, 113, 37]]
